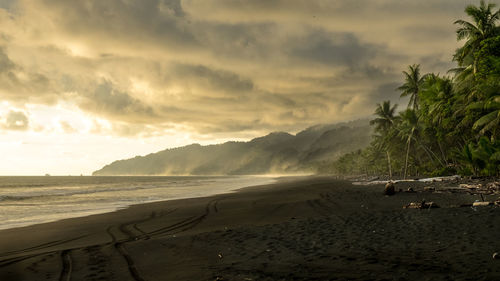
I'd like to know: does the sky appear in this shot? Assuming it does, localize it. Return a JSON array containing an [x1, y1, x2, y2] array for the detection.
[[0, 0, 490, 175]]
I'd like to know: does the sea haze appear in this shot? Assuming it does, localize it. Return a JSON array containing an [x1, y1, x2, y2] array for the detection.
[[0, 176, 275, 230]]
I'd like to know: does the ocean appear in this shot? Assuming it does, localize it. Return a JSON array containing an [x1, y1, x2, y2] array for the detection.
[[0, 176, 275, 230]]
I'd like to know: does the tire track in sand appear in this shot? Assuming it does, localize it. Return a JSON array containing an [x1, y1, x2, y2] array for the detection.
[[58, 250, 72, 281], [107, 226, 147, 281]]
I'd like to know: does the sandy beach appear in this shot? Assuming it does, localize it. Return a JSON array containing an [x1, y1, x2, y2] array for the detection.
[[0, 176, 499, 280]]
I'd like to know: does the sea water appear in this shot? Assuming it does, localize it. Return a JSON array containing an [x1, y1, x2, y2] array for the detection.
[[0, 176, 275, 230]]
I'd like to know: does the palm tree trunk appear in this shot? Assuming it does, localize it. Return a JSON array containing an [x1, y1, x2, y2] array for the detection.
[[386, 150, 392, 179], [438, 141, 448, 165], [419, 144, 445, 168], [404, 136, 411, 180], [403, 132, 413, 179]]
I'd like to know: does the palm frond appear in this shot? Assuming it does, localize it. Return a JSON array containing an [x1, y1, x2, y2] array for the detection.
[[473, 111, 497, 130]]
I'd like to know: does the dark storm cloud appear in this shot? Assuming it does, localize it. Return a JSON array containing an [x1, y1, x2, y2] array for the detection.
[[174, 64, 254, 93], [367, 82, 403, 105], [80, 81, 156, 122], [0, 0, 16, 11], [2, 110, 29, 130], [195, 22, 279, 61], [0, 46, 15, 72], [0, 46, 53, 102], [0, 0, 482, 137], [420, 55, 456, 75], [34, 0, 198, 53], [290, 31, 376, 66]]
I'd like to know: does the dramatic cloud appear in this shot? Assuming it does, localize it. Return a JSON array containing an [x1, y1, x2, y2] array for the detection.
[[2, 110, 29, 130], [290, 31, 377, 66], [0, 0, 478, 138], [0, 46, 53, 103]]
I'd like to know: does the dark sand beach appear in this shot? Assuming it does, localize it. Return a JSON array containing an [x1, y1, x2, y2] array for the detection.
[[0, 177, 499, 281]]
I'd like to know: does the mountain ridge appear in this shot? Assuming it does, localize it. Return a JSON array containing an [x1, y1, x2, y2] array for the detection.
[[92, 119, 372, 175]]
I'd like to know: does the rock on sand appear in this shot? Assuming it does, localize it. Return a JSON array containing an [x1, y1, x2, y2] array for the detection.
[[384, 182, 395, 196]]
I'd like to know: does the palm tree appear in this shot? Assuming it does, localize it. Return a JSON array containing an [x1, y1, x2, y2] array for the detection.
[[420, 75, 455, 164], [398, 109, 419, 179], [398, 64, 427, 110], [421, 75, 454, 125], [472, 96, 500, 139], [370, 101, 399, 178], [454, 0, 500, 72], [370, 101, 398, 132]]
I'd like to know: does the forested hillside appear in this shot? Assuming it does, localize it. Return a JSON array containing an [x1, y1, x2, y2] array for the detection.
[[332, 1, 500, 178], [93, 120, 371, 175]]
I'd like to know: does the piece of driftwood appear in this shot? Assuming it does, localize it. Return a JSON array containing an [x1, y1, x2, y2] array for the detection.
[[473, 201, 493, 207], [404, 200, 439, 209], [423, 186, 435, 192], [460, 184, 481, 189]]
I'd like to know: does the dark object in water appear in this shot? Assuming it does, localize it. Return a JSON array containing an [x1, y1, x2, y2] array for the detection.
[[384, 182, 395, 196]]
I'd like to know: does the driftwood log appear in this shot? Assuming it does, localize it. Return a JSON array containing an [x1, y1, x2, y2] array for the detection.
[[404, 200, 439, 209]]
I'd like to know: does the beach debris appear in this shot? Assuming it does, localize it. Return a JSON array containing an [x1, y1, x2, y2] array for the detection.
[[384, 182, 396, 196], [472, 201, 492, 207], [353, 175, 460, 186], [460, 183, 482, 190], [423, 186, 435, 192], [218, 252, 224, 259], [486, 182, 500, 192], [404, 200, 439, 209], [493, 252, 499, 260], [406, 187, 415, 192]]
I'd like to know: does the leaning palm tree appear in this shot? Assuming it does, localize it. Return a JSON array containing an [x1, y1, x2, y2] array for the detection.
[[472, 96, 500, 140], [370, 101, 399, 178], [398, 64, 427, 110], [454, 0, 500, 72], [421, 75, 454, 125], [398, 109, 419, 179], [420, 75, 455, 164]]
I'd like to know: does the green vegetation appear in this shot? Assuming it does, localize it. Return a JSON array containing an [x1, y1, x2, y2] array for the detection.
[[93, 120, 372, 176], [332, 1, 500, 177]]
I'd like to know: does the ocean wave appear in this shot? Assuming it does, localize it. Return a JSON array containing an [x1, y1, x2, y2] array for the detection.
[[0, 195, 36, 202]]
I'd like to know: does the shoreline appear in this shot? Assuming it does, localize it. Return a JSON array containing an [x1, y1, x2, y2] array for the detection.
[[0, 175, 317, 234], [1, 176, 499, 280], [0, 175, 278, 231]]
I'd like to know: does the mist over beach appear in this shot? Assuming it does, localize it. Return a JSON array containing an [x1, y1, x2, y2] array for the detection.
[[1, 0, 500, 280]]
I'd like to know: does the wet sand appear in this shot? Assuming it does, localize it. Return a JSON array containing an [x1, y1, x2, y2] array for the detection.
[[0, 176, 499, 280]]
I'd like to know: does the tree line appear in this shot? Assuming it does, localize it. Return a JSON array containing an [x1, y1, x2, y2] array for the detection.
[[332, 1, 500, 178]]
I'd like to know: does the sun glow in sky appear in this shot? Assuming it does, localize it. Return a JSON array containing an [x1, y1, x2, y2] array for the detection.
[[0, 0, 478, 175]]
